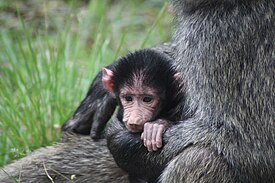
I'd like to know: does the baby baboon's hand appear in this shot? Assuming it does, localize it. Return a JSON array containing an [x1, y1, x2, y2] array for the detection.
[[141, 119, 170, 152]]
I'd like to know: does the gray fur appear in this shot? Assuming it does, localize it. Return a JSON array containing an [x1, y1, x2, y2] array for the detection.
[[0, 133, 128, 183]]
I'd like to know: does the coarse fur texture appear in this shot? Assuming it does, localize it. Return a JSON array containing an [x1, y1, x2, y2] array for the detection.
[[0, 133, 128, 183]]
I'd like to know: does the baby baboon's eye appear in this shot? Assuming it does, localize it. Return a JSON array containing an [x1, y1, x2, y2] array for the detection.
[[143, 96, 153, 103], [124, 95, 133, 102]]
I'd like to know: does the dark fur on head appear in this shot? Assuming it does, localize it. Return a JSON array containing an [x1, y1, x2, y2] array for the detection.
[[112, 49, 184, 121]]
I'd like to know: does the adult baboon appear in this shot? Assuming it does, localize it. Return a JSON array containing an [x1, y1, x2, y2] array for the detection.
[[65, 0, 275, 182]]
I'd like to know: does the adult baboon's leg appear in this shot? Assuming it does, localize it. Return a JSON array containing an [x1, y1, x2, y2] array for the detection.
[[0, 133, 128, 183], [160, 146, 236, 183]]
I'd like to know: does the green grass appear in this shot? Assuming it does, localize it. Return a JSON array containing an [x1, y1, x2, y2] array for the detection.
[[0, 0, 173, 166]]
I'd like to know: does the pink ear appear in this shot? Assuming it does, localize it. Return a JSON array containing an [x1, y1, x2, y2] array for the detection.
[[102, 68, 115, 94], [173, 72, 181, 81], [173, 72, 184, 87]]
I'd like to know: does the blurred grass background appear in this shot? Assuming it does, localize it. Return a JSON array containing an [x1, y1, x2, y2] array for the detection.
[[0, 0, 173, 167]]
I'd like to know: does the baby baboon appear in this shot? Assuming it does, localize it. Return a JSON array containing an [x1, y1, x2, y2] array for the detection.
[[102, 49, 183, 152]]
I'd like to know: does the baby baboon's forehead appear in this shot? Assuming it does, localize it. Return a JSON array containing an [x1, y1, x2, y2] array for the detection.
[[119, 84, 159, 97]]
